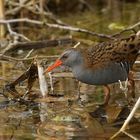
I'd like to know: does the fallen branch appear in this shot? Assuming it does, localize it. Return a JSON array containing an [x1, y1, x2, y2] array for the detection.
[[7, 23, 30, 41], [1, 38, 75, 54]]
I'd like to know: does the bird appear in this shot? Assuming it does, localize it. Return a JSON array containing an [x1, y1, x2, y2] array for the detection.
[[45, 31, 140, 105]]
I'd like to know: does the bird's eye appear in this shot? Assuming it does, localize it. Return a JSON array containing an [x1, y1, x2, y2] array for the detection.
[[62, 54, 68, 59]]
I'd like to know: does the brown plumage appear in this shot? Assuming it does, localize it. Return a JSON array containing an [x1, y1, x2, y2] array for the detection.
[[82, 34, 140, 70]]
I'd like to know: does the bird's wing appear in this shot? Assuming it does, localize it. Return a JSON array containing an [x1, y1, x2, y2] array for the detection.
[[85, 34, 140, 71]]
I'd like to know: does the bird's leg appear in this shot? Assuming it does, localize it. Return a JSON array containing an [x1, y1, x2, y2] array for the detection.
[[77, 81, 81, 100], [128, 79, 135, 99], [128, 71, 135, 99], [103, 85, 110, 105], [118, 79, 128, 98]]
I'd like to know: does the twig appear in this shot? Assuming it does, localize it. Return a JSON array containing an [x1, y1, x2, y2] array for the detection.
[[1, 19, 140, 40], [112, 21, 140, 37], [0, 54, 58, 62], [110, 97, 140, 139], [122, 131, 138, 140], [73, 42, 80, 48], [24, 49, 34, 59], [0, 18, 113, 39], [6, 0, 67, 26], [1, 18, 140, 39], [6, 0, 29, 15], [34, 4, 67, 25], [7, 23, 30, 41]]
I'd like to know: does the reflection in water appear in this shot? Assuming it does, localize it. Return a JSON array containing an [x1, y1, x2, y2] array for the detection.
[[0, 99, 40, 140]]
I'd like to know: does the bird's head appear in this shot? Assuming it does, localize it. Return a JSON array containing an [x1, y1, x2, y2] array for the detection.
[[45, 48, 82, 73]]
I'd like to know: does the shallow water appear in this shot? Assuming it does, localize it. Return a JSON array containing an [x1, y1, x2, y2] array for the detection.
[[0, 61, 140, 140]]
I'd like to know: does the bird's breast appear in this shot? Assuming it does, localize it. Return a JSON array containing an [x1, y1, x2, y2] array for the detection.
[[72, 63, 128, 85]]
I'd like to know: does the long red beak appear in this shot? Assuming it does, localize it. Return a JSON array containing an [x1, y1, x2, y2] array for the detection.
[[45, 59, 62, 73]]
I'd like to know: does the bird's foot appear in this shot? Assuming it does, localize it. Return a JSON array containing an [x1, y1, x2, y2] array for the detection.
[[118, 79, 128, 98]]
